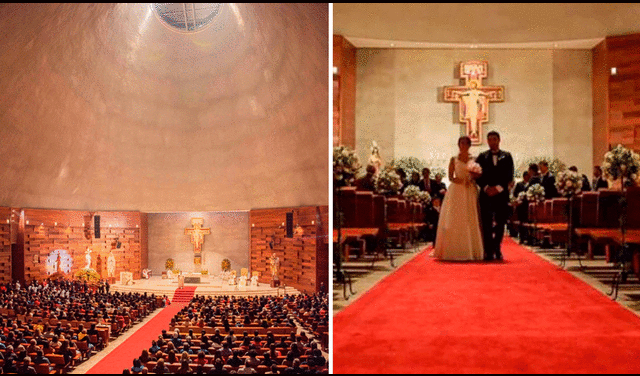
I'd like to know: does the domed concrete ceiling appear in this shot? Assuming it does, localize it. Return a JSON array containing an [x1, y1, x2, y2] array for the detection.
[[0, 3, 328, 212]]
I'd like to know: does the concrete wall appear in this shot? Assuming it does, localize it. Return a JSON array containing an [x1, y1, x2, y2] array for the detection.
[[355, 48, 593, 179], [147, 211, 249, 275]]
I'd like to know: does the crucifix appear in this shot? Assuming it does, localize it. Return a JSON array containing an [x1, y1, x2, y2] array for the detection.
[[443, 60, 504, 145], [185, 218, 210, 272]]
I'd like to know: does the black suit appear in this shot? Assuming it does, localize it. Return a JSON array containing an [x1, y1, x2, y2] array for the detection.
[[418, 178, 435, 193], [593, 177, 609, 190], [581, 174, 591, 191], [476, 149, 514, 260], [540, 172, 558, 199], [526, 175, 542, 190], [513, 181, 528, 198]]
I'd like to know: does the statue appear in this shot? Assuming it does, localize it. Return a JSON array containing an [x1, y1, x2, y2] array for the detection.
[[250, 274, 259, 287], [55, 253, 62, 273], [368, 141, 384, 177], [459, 81, 488, 140], [238, 275, 248, 287], [269, 253, 280, 286], [85, 247, 92, 269], [107, 251, 116, 278]]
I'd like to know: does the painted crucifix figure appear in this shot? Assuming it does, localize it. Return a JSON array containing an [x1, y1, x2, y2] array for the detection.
[[185, 218, 210, 272], [443, 60, 504, 145]]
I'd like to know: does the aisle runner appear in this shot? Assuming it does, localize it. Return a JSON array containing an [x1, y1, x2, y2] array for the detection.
[[334, 238, 640, 374], [88, 286, 197, 374]]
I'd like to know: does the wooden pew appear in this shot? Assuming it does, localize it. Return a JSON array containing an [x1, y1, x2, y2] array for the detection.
[[333, 187, 379, 259], [575, 190, 623, 260]]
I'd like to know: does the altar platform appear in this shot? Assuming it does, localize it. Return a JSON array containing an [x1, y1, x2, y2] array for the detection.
[[110, 276, 299, 298]]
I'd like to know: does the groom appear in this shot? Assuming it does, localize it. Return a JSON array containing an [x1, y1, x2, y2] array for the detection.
[[476, 131, 514, 261]]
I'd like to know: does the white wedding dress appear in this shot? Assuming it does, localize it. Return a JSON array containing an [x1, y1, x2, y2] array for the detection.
[[431, 156, 484, 261]]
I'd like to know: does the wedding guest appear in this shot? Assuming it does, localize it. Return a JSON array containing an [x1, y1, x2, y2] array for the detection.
[[418, 167, 435, 193], [568, 166, 591, 191], [395, 168, 408, 193], [153, 358, 170, 374], [131, 358, 145, 373], [538, 161, 558, 198], [593, 165, 609, 190], [409, 171, 421, 187], [432, 173, 447, 199], [513, 171, 530, 198], [526, 164, 541, 189], [18, 356, 36, 374], [355, 165, 377, 192]]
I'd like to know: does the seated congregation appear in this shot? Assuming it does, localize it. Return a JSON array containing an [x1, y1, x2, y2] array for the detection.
[[0, 278, 162, 374], [124, 293, 328, 374]]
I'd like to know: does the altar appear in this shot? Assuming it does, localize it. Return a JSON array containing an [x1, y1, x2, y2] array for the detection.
[[184, 274, 201, 284]]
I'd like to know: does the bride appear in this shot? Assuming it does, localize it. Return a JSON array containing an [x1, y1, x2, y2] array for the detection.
[[431, 136, 484, 261]]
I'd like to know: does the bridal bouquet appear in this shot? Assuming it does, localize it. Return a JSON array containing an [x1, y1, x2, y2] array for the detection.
[[467, 161, 482, 179], [333, 146, 362, 187], [526, 183, 545, 203], [375, 166, 403, 195], [555, 170, 583, 196], [602, 144, 640, 186], [403, 185, 432, 205]]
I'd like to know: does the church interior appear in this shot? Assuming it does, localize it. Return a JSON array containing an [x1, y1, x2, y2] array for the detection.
[[0, 3, 328, 374], [333, 3, 640, 374]]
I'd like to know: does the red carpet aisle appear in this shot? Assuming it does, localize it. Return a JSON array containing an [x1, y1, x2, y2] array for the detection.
[[333, 238, 640, 374], [88, 286, 197, 374]]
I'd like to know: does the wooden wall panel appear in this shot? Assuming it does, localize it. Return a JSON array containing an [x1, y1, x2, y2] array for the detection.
[[0, 208, 11, 283], [592, 39, 609, 166], [597, 33, 640, 157], [20, 209, 145, 282], [333, 35, 357, 148], [250, 206, 329, 293]]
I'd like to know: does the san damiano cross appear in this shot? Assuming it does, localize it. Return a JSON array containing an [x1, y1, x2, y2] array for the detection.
[[443, 60, 504, 145], [185, 218, 210, 272]]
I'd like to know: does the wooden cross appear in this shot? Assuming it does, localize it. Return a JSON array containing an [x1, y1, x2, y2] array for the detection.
[[443, 60, 504, 145], [185, 218, 210, 254]]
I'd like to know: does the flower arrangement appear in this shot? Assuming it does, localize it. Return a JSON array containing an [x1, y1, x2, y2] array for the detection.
[[221, 258, 231, 272], [467, 161, 482, 179], [333, 146, 362, 187], [165, 258, 174, 270], [75, 268, 100, 283], [428, 166, 447, 179], [510, 192, 526, 206], [602, 144, 640, 187], [201, 269, 209, 276], [403, 185, 432, 205], [172, 269, 181, 275], [391, 156, 426, 178], [515, 156, 566, 179], [555, 170, 584, 197], [526, 183, 545, 203], [375, 166, 403, 195]]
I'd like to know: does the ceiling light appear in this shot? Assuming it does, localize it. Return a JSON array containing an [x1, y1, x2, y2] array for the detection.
[[390, 43, 395, 47], [333, 66, 339, 75], [611, 67, 617, 75], [153, 3, 222, 33]]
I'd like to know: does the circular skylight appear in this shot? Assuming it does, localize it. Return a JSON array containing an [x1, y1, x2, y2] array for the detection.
[[153, 3, 222, 33]]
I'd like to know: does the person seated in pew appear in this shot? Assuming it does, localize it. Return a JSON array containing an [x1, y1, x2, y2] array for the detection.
[[209, 358, 228, 374], [131, 358, 145, 373], [264, 364, 279, 375], [167, 349, 178, 365], [152, 358, 170, 374], [220, 342, 234, 359], [593, 165, 609, 190], [237, 358, 258, 374], [569, 166, 591, 191], [18, 356, 37, 374], [355, 164, 377, 192], [261, 352, 276, 368], [538, 160, 558, 199], [526, 164, 542, 189], [3, 356, 18, 374], [211, 329, 224, 345], [227, 350, 244, 367]]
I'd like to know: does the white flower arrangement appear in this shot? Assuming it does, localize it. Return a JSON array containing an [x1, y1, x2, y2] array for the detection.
[[526, 183, 545, 203], [515, 156, 566, 179], [555, 170, 583, 197], [602, 144, 640, 186], [403, 185, 432, 205], [390, 156, 426, 178], [333, 145, 362, 187], [510, 191, 526, 206], [375, 167, 403, 195]]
